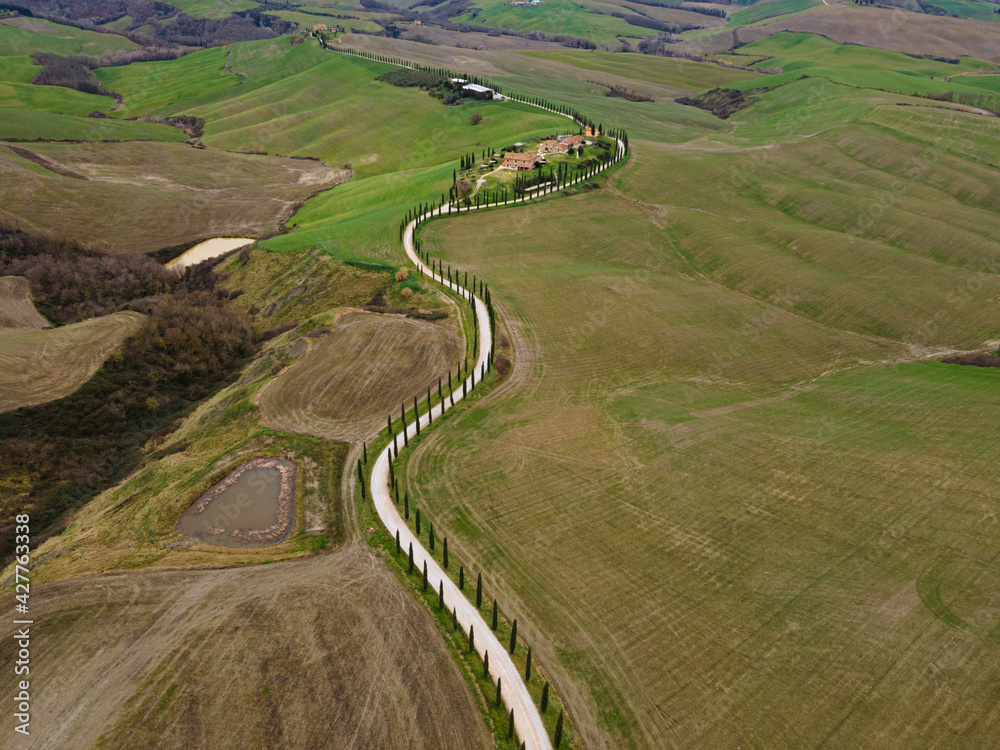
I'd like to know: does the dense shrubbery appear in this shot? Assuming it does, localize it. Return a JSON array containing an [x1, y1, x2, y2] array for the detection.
[[0, 222, 256, 559], [676, 87, 755, 118], [923, 90, 1000, 116], [942, 353, 1000, 369], [610, 11, 697, 32], [31, 52, 109, 95], [603, 84, 654, 102], [376, 68, 447, 88], [634, 35, 677, 56], [375, 69, 494, 105]]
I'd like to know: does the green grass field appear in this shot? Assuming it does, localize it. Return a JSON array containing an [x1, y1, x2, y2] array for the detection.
[[718, 32, 1000, 100], [451, 0, 659, 45], [929, 0, 1000, 22], [520, 48, 762, 91], [96, 38, 570, 258], [0, 75, 115, 116], [398, 52, 1000, 748], [0, 16, 138, 55], [0, 108, 187, 141], [725, 0, 822, 27], [273, 9, 385, 31], [94, 46, 241, 118], [167, 0, 259, 17]]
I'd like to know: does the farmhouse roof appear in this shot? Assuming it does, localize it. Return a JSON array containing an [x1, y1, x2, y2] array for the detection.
[[503, 152, 541, 165], [463, 83, 494, 94]]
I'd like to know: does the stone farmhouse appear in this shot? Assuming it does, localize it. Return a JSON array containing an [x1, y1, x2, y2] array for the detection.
[[538, 134, 587, 154], [502, 152, 542, 170]]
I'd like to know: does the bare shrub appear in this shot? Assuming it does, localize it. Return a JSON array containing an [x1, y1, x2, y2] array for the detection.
[[395, 268, 410, 281], [494, 354, 512, 378], [401, 287, 414, 299]]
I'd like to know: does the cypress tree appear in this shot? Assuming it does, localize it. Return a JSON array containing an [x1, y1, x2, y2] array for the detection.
[[510, 619, 517, 654], [402, 402, 408, 446], [438, 579, 444, 609], [394, 485, 399, 505], [438, 377, 443, 402], [525, 646, 532, 680], [476, 573, 483, 607], [469, 624, 475, 653], [429, 523, 435, 550], [423, 560, 428, 591], [443, 537, 449, 568], [554, 710, 564, 748], [452, 605, 458, 630], [363, 441, 367, 463], [495, 676, 502, 706], [396, 529, 400, 554], [416, 509, 421, 536], [459, 565, 464, 589], [408, 542, 414, 573], [427, 388, 433, 424], [355, 457, 362, 483], [492, 599, 498, 631], [483, 651, 489, 678], [540, 682, 549, 713], [509, 708, 515, 739], [405, 492, 409, 520], [414, 396, 420, 435]]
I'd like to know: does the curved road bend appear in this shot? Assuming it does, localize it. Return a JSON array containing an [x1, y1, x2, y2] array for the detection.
[[369, 136, 625, 750]]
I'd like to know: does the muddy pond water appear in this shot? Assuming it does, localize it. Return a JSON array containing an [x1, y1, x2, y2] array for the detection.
[[167, 237, 255, 270], [176, 457, 296, 548]]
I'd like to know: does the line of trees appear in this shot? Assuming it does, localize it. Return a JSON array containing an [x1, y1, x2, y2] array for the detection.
[[354, 62, 630, 746], [363, 425, 569, 746]]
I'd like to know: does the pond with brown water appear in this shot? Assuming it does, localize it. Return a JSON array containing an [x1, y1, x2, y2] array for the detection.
[[176, 457, 296, 548]]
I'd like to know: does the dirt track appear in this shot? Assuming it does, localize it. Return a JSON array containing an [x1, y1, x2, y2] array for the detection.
[[0, 547, 491, 750]]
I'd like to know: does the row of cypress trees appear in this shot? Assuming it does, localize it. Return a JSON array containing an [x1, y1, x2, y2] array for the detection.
[[347, 44, 625, 747], [398, 123, 629, 241], [364, 419, 568, 747]]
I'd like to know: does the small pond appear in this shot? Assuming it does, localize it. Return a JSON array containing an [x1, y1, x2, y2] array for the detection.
[[167, 237, 255, 270], [175, 457, 296, 548]]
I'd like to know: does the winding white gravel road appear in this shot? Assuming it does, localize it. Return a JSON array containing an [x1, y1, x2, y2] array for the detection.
[[365, 101, 625, 748]]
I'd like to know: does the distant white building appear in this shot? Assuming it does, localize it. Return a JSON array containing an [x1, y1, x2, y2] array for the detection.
[[463, 83, 495, 98], [450, 77, 468, 83]]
